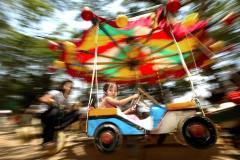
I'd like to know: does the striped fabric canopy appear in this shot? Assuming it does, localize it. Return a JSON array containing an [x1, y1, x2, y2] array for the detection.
[[58, 8, 213, 84]]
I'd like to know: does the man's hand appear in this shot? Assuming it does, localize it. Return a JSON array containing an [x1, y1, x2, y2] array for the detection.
[[39, 94, 57, 106]]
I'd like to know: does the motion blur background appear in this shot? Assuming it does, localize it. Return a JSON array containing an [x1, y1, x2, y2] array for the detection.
[[0, 0, 239, 159]]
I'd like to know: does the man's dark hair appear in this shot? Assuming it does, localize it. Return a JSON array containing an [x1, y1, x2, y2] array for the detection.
[[59, 79, 73, 92]]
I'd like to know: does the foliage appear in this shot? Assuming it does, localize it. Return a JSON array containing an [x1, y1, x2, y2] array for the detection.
[[0, 30, 57, 109]]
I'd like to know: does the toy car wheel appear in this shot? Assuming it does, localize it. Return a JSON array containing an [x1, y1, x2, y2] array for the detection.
[[182, 116, 217, 149], [94, 123, 122, 153]]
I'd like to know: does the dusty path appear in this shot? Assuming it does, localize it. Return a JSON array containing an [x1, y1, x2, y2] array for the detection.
[[0, 129, 239, 160]]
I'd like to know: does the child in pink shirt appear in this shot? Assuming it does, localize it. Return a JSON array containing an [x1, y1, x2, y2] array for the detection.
[[99, 82, 139, 117]]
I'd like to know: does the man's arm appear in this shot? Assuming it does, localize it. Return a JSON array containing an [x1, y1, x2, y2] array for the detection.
[[38, 93, 56, 106]]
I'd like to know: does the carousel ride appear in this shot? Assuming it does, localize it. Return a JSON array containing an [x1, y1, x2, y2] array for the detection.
[[17, 0, 239, 154]]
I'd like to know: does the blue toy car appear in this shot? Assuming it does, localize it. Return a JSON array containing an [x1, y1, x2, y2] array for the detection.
[[87, 88, 217, 153]]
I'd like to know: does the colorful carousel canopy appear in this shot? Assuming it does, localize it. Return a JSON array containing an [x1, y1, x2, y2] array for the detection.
[[50, 5, 222, 84]]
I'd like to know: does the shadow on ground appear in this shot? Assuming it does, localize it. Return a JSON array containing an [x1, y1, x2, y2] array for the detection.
[[0, 131, 239, 160]]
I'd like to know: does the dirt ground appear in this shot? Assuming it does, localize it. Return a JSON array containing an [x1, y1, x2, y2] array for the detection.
[[0, 128, 239, 160]]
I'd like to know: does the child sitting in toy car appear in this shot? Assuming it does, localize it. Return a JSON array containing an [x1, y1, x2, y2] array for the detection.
[[99, 82, 140, 120]]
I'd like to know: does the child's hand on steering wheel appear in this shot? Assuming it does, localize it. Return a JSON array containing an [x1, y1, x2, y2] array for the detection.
[[132, 94, 139, 99]]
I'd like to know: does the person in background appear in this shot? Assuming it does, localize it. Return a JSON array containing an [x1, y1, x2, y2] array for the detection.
[[39, 80, 81, 148], [226, 71, 240, 104]]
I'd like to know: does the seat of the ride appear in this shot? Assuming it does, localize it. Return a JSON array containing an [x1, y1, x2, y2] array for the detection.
[[166, 101, 196, 111], [88, 108, 117, 116], [88, 108, 153, 130]]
